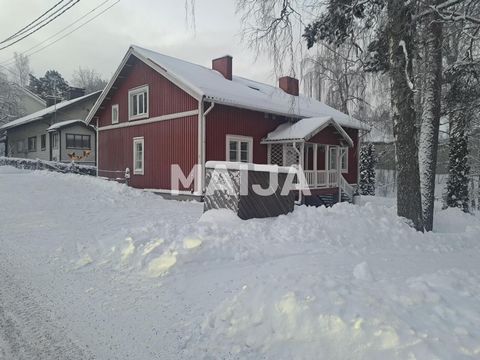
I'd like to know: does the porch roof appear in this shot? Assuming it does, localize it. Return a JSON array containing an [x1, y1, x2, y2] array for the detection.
[[261, 116, 354, 147]]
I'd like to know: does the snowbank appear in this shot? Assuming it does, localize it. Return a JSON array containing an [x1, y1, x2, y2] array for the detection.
[[1, 167, 479, 359]]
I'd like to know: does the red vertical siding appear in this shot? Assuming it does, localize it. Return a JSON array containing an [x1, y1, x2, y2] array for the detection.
[[97, 56, 197, 127], [96, 55, 199, 190], [344, 128, 359, 184], [205, 104, 285, 163], [98, 115, 198, 190]]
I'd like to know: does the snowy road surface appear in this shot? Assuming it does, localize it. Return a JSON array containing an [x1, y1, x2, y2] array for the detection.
[[1, 166, 480, 359]]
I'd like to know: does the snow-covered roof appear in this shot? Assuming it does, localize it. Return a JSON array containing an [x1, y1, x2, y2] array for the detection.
[[1, 91, 101, 131], [87, 45, 369, 131], [47, 119, 88, 132], [262, 116, 354, 147]]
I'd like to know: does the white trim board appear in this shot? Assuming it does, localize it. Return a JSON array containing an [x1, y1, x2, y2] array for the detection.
[[98, 109, 199, 131]]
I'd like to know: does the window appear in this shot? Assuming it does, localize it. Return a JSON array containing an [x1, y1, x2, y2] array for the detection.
[[329, 146, 338, 170], [112, 104, 119, 124], [28, 136, 37, 152], [133, 137, 144, 175], [41, 134, 46, 150], [17, 140, 25, 153], [128, 85, 149, 120], [340, 147, 348, 172], [226, 135, 253, 163], [66, 134, 91, 149], [52, 133, 59, 149]]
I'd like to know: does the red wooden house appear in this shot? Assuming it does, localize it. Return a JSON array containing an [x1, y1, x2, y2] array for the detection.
[[86, 45, 369, 204]]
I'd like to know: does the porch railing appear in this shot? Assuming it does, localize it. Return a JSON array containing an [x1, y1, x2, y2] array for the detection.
[[303, 170, 339, 188]]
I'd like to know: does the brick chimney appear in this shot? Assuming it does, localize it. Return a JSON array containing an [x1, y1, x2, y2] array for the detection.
[[279, 76, 299, 96], [212, 55, 232, 80], [67, 87, 86, 100], [45, 95, 63, 107]]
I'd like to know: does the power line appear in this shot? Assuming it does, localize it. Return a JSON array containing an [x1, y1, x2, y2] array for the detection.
[[4, 0, 76, 43], [0, 0, 80, 51], [0, 0, 112, 66], [1, 0, 120, 64], [0, 0, 66, 45]]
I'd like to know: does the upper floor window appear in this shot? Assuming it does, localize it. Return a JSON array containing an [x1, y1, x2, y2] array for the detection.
[[66, 134, 91, 149], [226, 135, 253, 163], [128, 85, 149, 121], [28, 136, 37, 152], [112, 104, 119, 124]]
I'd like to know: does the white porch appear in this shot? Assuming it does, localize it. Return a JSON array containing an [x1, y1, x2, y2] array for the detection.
[[261, 116, 357, 200]]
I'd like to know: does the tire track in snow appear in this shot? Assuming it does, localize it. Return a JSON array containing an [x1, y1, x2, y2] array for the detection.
[[0, 253, 94, 360]]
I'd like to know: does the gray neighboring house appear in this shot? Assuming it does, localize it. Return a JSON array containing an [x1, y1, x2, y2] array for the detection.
[[0, 84, 46, 154], [1, 89, 101, 165]]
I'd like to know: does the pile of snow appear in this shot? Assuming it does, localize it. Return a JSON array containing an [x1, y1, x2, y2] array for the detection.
[[1, 166, 479, 359]]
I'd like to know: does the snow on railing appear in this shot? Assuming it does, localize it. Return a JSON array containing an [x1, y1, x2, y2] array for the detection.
[[339, 174, 355, 199]]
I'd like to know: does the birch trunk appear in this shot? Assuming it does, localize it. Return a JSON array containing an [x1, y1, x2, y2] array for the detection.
[[388, 0, 424, 231], [419, 1, 443, 231]]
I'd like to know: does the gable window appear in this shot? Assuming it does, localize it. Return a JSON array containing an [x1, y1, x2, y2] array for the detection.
[[52, 133, 59, 149], [128, 85, 149, 121], [112, 104, 119, 124], [133, 137, 144, 175], [226, 135, 253, 163], [340, 147, 348, 172], [28, 136, 37, 152], [66, 134, 91, 149], [41, 134, 46, 150]]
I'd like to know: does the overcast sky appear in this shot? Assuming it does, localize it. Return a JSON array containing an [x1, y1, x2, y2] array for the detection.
[[0, 0, 278, 85]]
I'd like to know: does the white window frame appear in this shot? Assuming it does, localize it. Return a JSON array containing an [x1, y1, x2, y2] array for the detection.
[[128, 85, 149, 121], [340, 147, 348, 173], [133, 137, 145, 175], [225, 135, 253, 163], [111, 104, 119, 124]]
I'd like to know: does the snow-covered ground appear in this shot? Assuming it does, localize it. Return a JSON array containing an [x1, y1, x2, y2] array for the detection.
[[1, 166, 480, 359]]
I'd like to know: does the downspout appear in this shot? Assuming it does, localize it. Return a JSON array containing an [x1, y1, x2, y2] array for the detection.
[[201, 101, 215, 196], [96, 118, 99, 176], [58, 129, 61, 162]]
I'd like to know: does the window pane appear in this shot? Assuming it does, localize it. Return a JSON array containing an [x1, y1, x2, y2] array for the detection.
[[240, 142, 248, 151], [138, 93, 144, 114], [66, 134, 74, 148], [132, 94, 138, 115], [228, 141, 237, 161], [329, 148, 337, 170], [143, 92, 147, 114]]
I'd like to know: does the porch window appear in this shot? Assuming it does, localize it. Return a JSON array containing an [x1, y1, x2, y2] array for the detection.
[[28, 136, 37, 152], [329, 147, 338, 170], [128, 85, 149, 120], [226, 135, 252, 163], [340, 147, 348, 172], [66, 134, 91, 149], [133, 137, 144, 175]]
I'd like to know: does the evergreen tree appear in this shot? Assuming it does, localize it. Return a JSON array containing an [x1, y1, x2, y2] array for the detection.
[[359, 143, 377, 196], [28, 70, 69, 100], [444, 62, 480, 212]]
